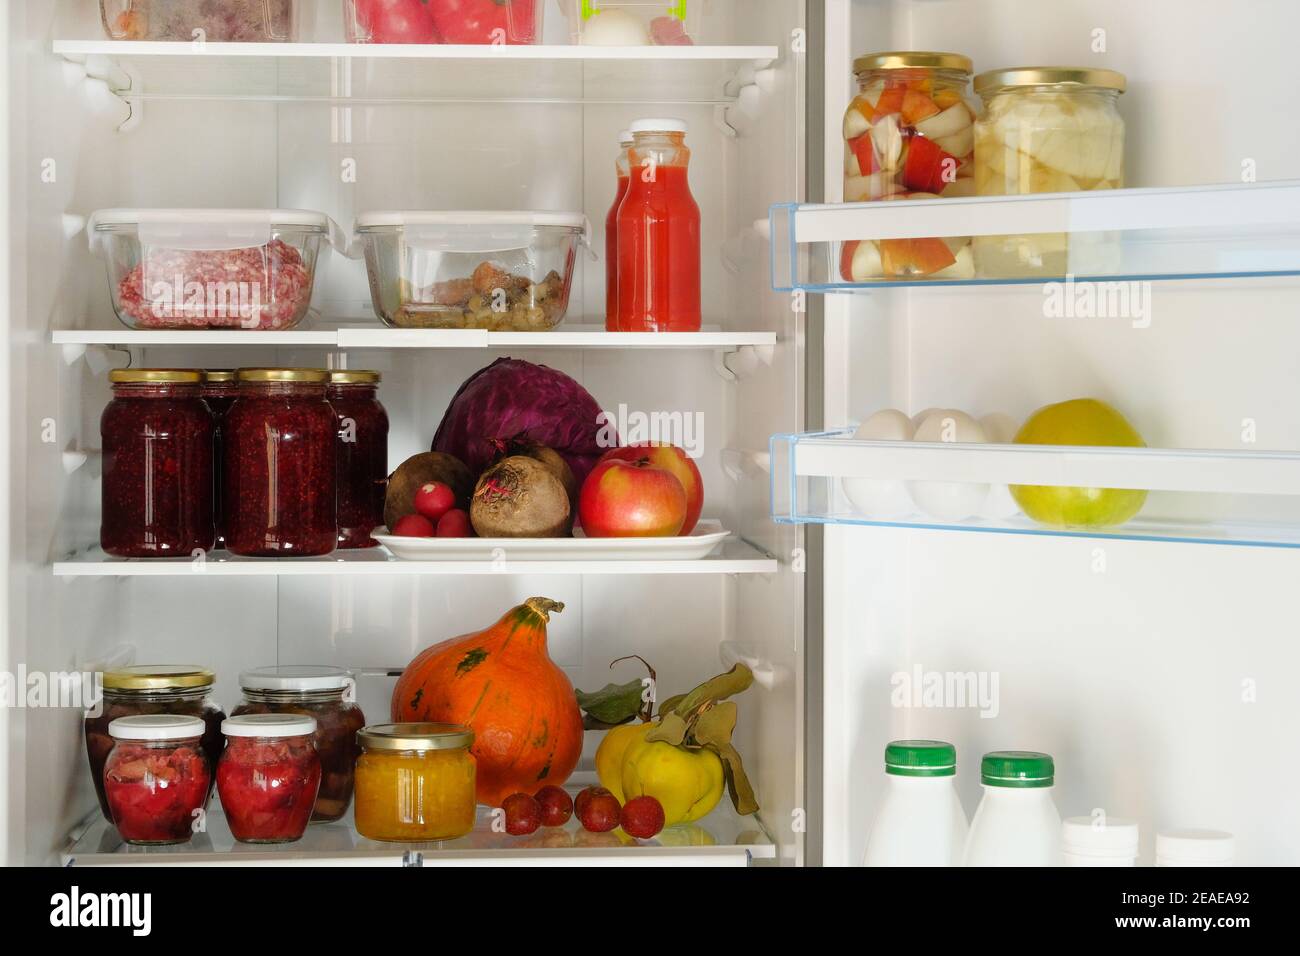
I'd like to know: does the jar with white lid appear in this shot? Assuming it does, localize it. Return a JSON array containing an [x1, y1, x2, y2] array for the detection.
[[1156, 828, 1236, 867], [1062, 815, 1139, 867], [217, 713, 321, 844], [230, 665, 365, 823], [103, 714, 210, 845]]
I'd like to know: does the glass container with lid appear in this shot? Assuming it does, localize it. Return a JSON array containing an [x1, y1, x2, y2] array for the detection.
[[325, 371, 389, 550], [217, 713, 321, 844], [231, 665, 366, 822], [354, 723, 477, 843], [103, 714, 211, 845]]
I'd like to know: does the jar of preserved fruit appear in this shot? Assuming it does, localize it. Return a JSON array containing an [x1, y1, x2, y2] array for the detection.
[[223, 368, 337, 557], [973, 67, 1126, 277], [354, 723, 476, 843], [325, 371, 388, 550], [101, 368, 215, 557], [841, 52, 976, 282], [201, 370, 238, 548], [85, 665, 225, 822], [103, 715, 210, 845], [217, 714, 321, 843], [231, 665, 365, 822]]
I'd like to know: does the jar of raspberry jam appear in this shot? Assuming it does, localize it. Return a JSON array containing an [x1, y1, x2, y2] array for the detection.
[[326, 370, 388, 550], [223, 368, 337, 557], [201, 370, 238, 549], [230, 665, 365, 823], [217, 714, 321, 844], [104, 715, 211, 845], [101, 368, 215, 558], [85, 665, 226, 823]]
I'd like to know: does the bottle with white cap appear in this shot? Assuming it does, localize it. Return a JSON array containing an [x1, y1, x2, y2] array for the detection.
[[963, 751, 1061, 866], [1062, 815, 1139, 867], [1156, 829, 1236, 867], [863, 740, 968, 866], [605, 128, 635, 330]]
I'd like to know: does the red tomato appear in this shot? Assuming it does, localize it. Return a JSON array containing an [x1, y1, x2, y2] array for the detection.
[[355, 0, 440, 44], [428, 0, 537, 45]]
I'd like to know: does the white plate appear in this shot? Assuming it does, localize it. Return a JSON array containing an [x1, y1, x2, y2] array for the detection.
[[374, 520, 731, 562]]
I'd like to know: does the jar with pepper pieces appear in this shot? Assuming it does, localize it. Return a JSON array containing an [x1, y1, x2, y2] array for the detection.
[[103, 715, 211, 845], [217, 714, 321, 844]]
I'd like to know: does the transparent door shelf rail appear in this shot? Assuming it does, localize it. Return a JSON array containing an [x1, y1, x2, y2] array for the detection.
[[770, 180, 1300, 291], [771, 429, 1300, 549]]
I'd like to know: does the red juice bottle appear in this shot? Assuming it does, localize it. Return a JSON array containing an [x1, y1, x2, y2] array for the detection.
[[605, 130, 634, 331]]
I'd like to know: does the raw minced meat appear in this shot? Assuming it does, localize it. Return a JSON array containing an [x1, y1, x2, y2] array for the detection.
[[105, 0, 295, 42], [116, 239, 313, 330]]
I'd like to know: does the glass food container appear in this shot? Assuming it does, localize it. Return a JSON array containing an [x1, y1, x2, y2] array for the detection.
[[99, 0, 299, 41], [231, 665, 366, 823], [560, 0, 704, 46], [973, 67, 1126, 278], [89, 209, 337, 331], [201, 370, 238, 548], [353, 723, 477, 843], [840, 52, 977, 282], [354, 212, 587, 331], [101, 368, 215, 558], [86, 666, 225, 823], [217, 714, 321, 844], [326, 371, 389, 550], [343, 0, 542, 45], [103, 715, 211, 845], [223, 368, 337, 557]]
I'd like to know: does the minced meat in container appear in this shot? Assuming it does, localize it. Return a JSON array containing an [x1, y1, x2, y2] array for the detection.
[[353, 211, 589, 331], [89, 209, 342, 331], [99, 0, 299, 42]]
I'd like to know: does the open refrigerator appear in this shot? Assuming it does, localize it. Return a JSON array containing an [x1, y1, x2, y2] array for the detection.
[[1, 0, 1296, 870]]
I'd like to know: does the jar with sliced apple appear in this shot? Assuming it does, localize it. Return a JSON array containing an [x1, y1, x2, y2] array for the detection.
[[972, 68, 1126, 278], [841, 52, 977, 282]]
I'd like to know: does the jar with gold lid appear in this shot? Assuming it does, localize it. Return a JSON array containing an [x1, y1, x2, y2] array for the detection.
[[354, 723, 477, 842]]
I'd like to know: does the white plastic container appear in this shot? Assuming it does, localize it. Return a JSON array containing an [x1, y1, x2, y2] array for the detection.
[[353, 211, 589, 331], [964, 751, 1061, 867], [560, 1, 705, 46], [89, 209, 342, 331], [100, 0, 299, 41], [1156, 829, 1236, 867], [343, 0, 542, 45], [1062, 815, 1139, 867], [863, 740, 968, 867]]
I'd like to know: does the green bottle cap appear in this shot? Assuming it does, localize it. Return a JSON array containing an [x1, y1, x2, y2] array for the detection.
[[884, 740, 956, 777], [981, 751, 1055, 788]]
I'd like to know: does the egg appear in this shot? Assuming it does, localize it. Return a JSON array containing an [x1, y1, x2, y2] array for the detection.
[[907, 409, 990, 522], [842, 409, 914, 519], [978, 413, 1023, 519], [582, 10, 650, 45]]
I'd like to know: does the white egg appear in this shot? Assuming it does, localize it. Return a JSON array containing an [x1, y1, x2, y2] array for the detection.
[[978, 412, 1023, 518], [842, 409, 914, 519], [911, 407, 943, 429], [582, 10, 650, 45], [907, 409, 990, 522]]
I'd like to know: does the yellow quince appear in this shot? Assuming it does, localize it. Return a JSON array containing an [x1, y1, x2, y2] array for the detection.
[[596, 721, 724, 826]]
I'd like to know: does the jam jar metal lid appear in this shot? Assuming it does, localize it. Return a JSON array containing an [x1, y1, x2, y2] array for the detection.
[[203, 369, 236, 383], [108, 369, 203, 385], [358, 722, 475, 752], [327, 370, 382, 385], [239, 664, 353, 693], [853, 51, 973, 74], [974, 67, 1127, 95], [102, 665, 215, 691], [108, 714, 206, 741], [222, 713, 318, 738], [236, 368, 330, 384]]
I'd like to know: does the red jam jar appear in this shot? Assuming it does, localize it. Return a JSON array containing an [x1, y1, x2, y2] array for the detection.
[[201, 369, 238, 549], [217, 713, 321, 843], [101, 368, 215, 557], [104, 714, 211, 845], [85, 665, 225, 823], [326, 370, 389, 549], [230, 665, 366, 823], [223, 368, 337, 557]]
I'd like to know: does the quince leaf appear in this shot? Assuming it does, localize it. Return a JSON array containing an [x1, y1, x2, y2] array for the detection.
[[691, 702, 759, 816], [576, 678, 646, 726], [645, 712, 688, 746], [665, 664, 754, 718]]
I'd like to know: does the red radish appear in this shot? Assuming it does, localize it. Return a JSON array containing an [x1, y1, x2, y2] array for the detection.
[[620, 795, 666, 839], [414, 481, 455, 522], [501, 793, 542, 836], [391, 514, 435, 537], [435, 509, 472, 538]]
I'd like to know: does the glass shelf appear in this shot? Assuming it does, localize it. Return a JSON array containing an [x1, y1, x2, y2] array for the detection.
[[771, 429, 1300, 549], [770, 181, 1300, 292]]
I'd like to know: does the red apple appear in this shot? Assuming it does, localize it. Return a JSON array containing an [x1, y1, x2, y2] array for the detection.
[[597, 443, 704, 535], [414, 481, 455, 522], [391, 514, 435, 537], [579, 458, 687, 538]]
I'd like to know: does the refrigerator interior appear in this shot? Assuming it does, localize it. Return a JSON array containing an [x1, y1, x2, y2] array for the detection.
[[1, 0, 808, 865], [819, 0, 1300, 865]]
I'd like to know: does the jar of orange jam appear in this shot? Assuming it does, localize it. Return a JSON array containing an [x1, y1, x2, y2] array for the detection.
[[353, 723, 476, 842]]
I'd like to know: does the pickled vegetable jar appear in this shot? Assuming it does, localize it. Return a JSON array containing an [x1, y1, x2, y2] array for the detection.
[[326, 371, 388, 550], [841, 52, 976, 282], [973, 67, 1126, 277], [217, 714, 321, 844], [202, 370, 238, 548], [104, 715, 211, 845], [354, 723, 476, 842], [223, 368, 337, 557], [101, 369, 215, 558], [231, 666, 366, 823]]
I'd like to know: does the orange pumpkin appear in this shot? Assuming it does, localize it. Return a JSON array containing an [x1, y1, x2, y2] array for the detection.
[[391, 597, 583, 808]]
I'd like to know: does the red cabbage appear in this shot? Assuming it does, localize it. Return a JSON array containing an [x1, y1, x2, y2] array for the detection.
[[432, 358, 615, 486]]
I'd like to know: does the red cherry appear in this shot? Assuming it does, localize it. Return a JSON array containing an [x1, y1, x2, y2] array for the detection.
[[391, 513, 435, 537], [435, 508, 472, 538], [502, 793, 542, 836], [414, 481, 456, 522]]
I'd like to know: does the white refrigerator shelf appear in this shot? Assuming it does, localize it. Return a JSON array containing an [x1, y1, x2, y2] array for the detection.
[[771, 428, 1300, 549]]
